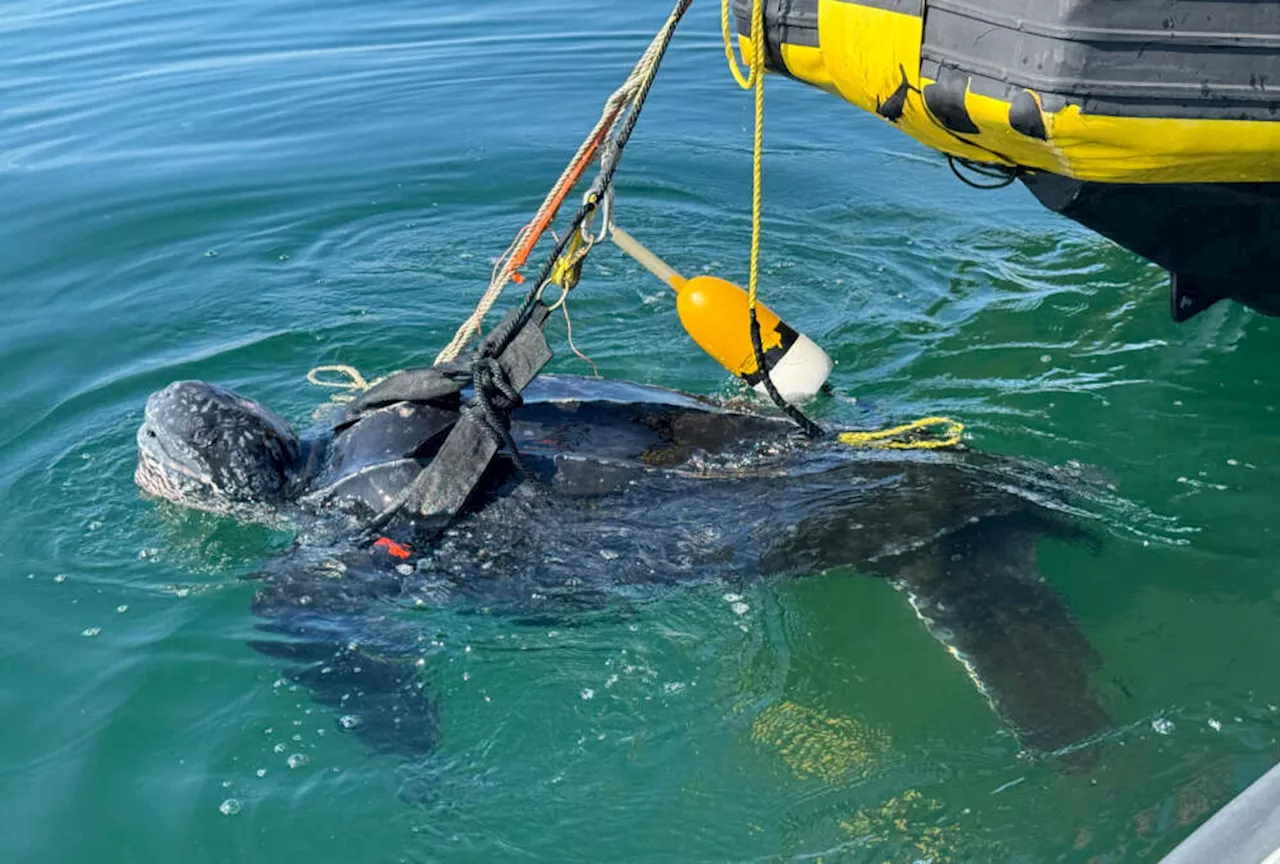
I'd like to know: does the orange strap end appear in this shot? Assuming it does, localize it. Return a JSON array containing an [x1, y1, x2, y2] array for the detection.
[[374, 537, 413, 560]]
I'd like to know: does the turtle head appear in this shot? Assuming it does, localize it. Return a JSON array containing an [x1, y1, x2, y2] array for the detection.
[[135, 380, 303, 515]]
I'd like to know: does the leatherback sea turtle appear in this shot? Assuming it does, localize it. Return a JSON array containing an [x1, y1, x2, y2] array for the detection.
[[135, 364, 1110, 759]]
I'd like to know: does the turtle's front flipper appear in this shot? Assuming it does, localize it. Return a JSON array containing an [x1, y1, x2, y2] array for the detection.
[[246, 551, 438, 757], [250, 620, 437, 756]]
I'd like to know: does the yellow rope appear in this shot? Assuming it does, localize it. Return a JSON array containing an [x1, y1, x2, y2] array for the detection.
[[720, 0, 761, 90], [721, 0, 767, 313], [722, 0, 963, 453], [306, 364, 383, 404], [838, 417, 965, 450]]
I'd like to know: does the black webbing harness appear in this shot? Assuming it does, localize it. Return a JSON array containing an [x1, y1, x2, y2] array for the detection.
[[353, 302, 554, 534]]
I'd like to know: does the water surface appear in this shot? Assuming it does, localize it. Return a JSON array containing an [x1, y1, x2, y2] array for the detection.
[[3, 1, 1279, 861]]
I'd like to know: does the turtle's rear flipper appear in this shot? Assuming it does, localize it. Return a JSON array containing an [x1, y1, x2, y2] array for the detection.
[[762, 483, 1110, 759], [886, 516, 1109, 759]]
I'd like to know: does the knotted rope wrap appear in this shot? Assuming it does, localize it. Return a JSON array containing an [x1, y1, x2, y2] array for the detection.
[[470, 354, 529, 475]]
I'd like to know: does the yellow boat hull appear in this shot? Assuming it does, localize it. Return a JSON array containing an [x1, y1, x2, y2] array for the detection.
[[735, 0, 1280, 319]]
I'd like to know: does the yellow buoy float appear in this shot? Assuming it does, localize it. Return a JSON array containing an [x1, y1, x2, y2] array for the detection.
[[611, 225, 833, 401]]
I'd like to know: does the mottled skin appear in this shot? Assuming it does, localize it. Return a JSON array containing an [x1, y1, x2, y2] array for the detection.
[[136, 374, 1110, 760], [136, 382, 301, 517]]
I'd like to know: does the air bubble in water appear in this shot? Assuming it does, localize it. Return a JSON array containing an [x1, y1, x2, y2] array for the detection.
[[339, 715, 360, 729], [287, 753, 308, 769], [219, 799, 241, 816]]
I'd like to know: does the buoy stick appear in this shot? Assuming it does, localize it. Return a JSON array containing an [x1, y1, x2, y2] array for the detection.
[[610, 225, 687, 291]]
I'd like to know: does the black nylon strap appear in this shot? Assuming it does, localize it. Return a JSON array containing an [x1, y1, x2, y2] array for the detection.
[[401, 303, 553, 521]]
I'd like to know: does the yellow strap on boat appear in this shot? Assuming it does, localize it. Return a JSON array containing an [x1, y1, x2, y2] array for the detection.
[[838, 417, 965, 451]]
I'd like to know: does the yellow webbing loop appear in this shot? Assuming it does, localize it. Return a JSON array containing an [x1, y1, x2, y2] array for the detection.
[[838, 417, 965, 450]]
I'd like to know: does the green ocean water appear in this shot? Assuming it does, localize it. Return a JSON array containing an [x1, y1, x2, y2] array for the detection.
[[3, 1, 1279, 860]]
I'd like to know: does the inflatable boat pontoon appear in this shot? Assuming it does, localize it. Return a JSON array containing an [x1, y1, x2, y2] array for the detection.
[[734, 0, 1280, 321]]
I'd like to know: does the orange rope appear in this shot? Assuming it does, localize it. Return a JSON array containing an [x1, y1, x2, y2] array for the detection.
[[506, 104, 624, 281]]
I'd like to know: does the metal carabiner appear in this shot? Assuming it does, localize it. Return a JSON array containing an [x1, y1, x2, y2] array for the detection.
[[580, 185, 614, 245]]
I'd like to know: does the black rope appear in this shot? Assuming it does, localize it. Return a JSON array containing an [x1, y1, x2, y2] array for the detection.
[[471, 356, 548, 489], [749, 309, 825, 439], [948, 155, 1020, 189], [480, 0, 694, 364], [461, 0, 696, 465]]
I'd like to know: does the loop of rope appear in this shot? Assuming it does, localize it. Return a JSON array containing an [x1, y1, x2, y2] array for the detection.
[[306, 365, 372, 391], [838, 417, 965, 450], [306, 365, 385, 405], [720, 0, 761, 90], [948, 155, 1020, 189]]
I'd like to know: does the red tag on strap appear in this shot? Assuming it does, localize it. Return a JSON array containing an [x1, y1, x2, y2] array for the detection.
[[374, 537, 412, 560]]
